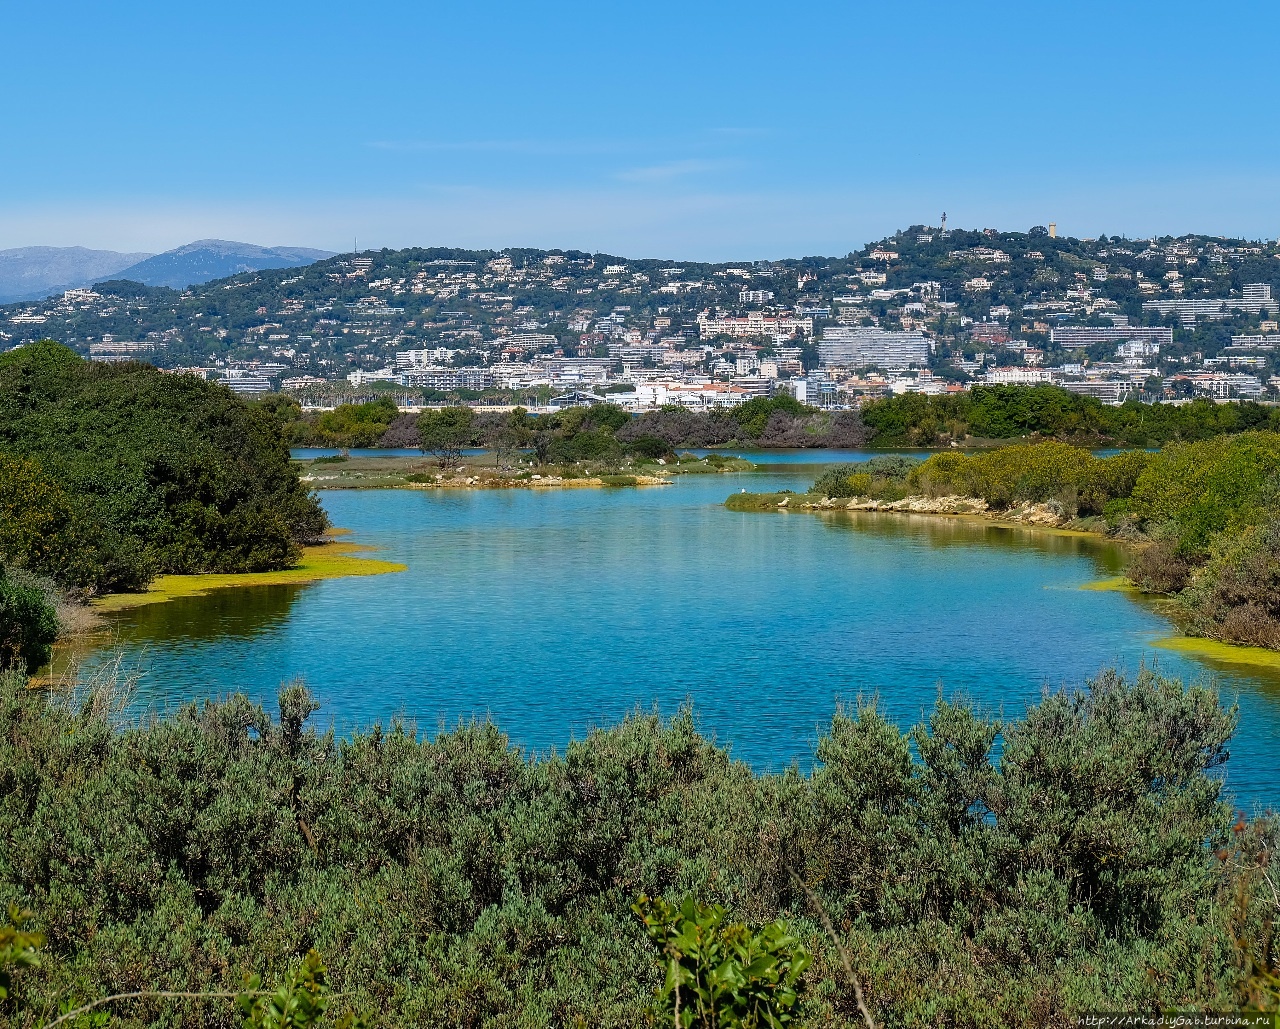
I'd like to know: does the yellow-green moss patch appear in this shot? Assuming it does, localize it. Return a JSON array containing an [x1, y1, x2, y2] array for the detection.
[[91, 540, 406, 613], [1152, 636, 1280, 672], [1079, 576, 1138, 593]]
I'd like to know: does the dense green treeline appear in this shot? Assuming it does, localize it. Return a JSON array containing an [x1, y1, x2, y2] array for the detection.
[[270, 395, 868, 452], [860, 385, 1280, 447], [0, 669, 1276, 1027], [0, 341, 327, 595], [272, 386, 1280, 454], [808, 433, 1280, 649], [262, 396, 401, 449]]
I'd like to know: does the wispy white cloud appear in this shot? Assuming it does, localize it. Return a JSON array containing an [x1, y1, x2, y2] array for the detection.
[[366, 138, 646, 157], [615, 159, 734, 183]]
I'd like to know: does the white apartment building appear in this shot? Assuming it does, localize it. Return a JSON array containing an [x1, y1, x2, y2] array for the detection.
[[739, 289, 775, 304], [89, 340, 163, 362], [697, 311, 813, 340], [984, 367, 1054, 385], [1059, 380, 1135, 404], [495, 333, 558, 350], [400, 367, 495, 390], [396, 347, 454, 369], [628, 380, 755, 410], [818, 327, 931, 370], [347, 368, 404, 387], [1142, 285, 1277, 326], [1116, 340, 1161, 360], [1050, 326, 1173, 348]]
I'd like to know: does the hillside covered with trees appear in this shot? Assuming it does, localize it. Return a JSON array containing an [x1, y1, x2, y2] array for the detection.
[[2, 227, 1278, 389]]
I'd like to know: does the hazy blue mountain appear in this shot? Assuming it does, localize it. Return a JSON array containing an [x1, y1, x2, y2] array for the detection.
[[0, 246, 153, 303], [112, 240, 335, 289]]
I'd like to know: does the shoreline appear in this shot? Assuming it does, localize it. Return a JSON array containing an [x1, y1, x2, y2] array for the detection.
[[728, 490, 1280, 670], [90, 536, 406, 614], [1152, 636, 1280, 673], [727, 490, 1110, 539]]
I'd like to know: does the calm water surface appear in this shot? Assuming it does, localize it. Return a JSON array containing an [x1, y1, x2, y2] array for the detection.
[[93, 463, 1280, 810]]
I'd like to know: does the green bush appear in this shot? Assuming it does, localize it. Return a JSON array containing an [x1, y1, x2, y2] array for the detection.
[[627, 435, 670, 460], [1128, 432, 1280, 558], [0, 567, 59, 672], [0, 342, 327, 593], [905, 442, 1148, 515], [729, 396, 811, 439], [1177, 520, 1280, 648], [860, 384, 1280, 447], [546, 428, 623, 465], [634, 895, 810, 1028], [808, 464, 864, 498], [0, 667, 1271, 1025], [416, 406, 476, 464], [288, 398, 398, 448]]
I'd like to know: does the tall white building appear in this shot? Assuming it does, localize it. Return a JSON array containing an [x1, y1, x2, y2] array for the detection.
[[1051, 326, 1173, 348], [818, 327, 930, 370], [697, 311, 813, 340]]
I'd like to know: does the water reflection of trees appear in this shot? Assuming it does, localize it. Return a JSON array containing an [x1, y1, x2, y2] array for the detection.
[[815, 510, 1130, 577], [113, 584, 307, 645]]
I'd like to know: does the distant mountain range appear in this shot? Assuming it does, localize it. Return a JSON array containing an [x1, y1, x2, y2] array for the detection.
[[111, 240, 335, 290], [0, 246, 153, 304], [0, 239, 335, 302]]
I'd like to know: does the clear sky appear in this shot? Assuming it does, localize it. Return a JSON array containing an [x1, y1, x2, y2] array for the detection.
[[3, 0, 1278, 259]]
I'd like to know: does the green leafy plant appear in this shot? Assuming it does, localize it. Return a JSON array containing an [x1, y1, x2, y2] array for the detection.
[[0, 566, 60, 672], [0, 904, 44, 1003], [633, 895, 810, 1028], [238, 949, 364, 1029]]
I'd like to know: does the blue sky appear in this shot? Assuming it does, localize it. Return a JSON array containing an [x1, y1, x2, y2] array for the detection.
[[3, 0, 1278, 259]]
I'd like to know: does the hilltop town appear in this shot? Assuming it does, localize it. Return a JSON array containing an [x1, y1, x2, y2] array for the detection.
[[3, 222, 1278, 410]]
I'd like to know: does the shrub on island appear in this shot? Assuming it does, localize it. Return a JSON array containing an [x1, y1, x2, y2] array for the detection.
[[0, 341, 327, 595]]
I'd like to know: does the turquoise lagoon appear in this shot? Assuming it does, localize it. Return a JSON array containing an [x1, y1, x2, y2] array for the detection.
[[92, 459, 1280, 809]]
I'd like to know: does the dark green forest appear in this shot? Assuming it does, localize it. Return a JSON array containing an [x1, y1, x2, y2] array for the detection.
[[0, 668, 1276, 1027], [0, 341, 326, 595], [859, 385, 1280, 447]]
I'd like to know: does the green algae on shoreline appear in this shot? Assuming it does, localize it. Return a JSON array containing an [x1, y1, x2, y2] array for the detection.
[[91, 538, 406, 613], [1080, 576, 1140, 593], [1152, 636, 1280, 673]]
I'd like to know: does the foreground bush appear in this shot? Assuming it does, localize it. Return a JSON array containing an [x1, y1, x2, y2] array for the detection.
[[0, 667, 1274, 1026]]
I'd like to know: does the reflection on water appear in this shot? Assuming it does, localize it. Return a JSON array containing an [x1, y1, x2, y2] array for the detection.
[[114, 584, 308, 645], [77, 472, 1280, 811], [820, 509, 1130, 572]]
